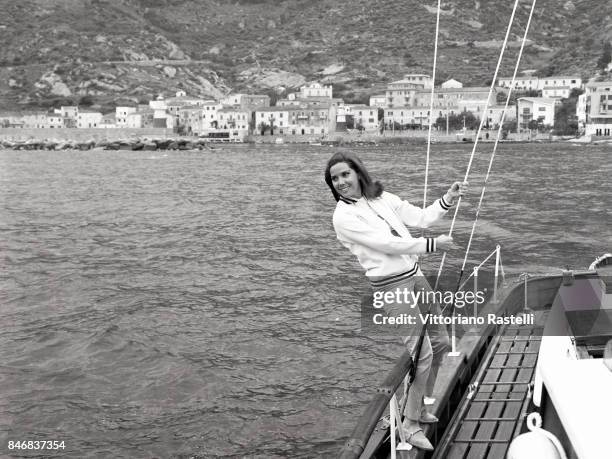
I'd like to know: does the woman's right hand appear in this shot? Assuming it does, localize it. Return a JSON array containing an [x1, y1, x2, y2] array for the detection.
[[436, 235, 456, 251]]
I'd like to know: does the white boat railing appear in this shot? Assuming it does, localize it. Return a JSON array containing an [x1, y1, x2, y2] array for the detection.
[[385, 245, 506, 457], [389, 394, 412, 456], [450, 245, 506, 355]]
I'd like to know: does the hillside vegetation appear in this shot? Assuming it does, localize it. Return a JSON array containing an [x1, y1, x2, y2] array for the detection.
[[0, 0, 611, 110]]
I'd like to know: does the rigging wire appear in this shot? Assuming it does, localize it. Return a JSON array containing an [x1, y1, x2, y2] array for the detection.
[[422, 0, 442, 211], [434, 0, 522, 290], [458, 0, 538, 278]]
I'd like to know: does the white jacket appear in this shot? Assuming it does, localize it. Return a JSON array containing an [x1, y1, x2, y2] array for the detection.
[[333, 191, 451, 277]]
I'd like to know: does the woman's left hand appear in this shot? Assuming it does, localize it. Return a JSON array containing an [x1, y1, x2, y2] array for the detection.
[[445, 181, 468, 205]]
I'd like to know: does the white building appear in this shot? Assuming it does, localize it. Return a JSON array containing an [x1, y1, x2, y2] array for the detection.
[[384, 106, 435, 128], [0, 112, 26, 128], [77, 109, 103, 128], [58, 106, 78, 127], [300, 82, 333, 99], [256, 103, 333, 136], [126, 108, 154, 129], [369, 95, 386, 108], [498, 76, 582, 92], [220, 94, 270, 109], [485, 105, 517, 127], [287, 104, 332, 136], [99, 113, 117, 129], [542, 86, 571, 99], [584, 81, 612, 137], [517, 97, 559, 131], [115, 106, 137, 127], [149, 95, 170, 128], [498, 76, 539, 92], [441, 79, 463, 89], [415, 87, 496, 115], [42, 113, 63, 129], [385, 80, 421, 108], [278, 95, 342, 108], [343, 104, 379, 131], [540, 76, 582, 91], [200, 100, 222, 131], [254, 107, 290, 135], [402, 74, 433, 89], [17, 112, 47, 128], [215, 107, 251, 140]]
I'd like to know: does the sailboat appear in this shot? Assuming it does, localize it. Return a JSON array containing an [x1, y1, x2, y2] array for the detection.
[[337, 0, 612, 457], [339, 254, 612, 459]]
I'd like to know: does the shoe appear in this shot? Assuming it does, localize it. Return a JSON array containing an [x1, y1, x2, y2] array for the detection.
[[424, 396, 436, 405], [419, 412, 439, 424], [404, 427, 434, 451]]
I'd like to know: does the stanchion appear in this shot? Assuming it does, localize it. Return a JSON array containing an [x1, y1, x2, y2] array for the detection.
[[493, 245, 501, 303], [473, 266, 479, 318], [449, 308, 461, 356]]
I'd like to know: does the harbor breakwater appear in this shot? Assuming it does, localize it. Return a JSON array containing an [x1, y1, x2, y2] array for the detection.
[[0, 128, 214, 151], [0, 137, 217, 151], [0, 127, 569, 150]]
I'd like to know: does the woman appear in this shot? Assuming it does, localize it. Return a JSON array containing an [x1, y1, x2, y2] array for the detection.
[[325, 151, 467, 451]]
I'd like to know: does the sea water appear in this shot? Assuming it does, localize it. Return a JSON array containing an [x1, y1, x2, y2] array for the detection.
[[1, 143, 610, 457]]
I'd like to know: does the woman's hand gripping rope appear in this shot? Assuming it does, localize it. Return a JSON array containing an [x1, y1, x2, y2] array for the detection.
[[443, 181, 469, 206], [435, 182, 468, 252]]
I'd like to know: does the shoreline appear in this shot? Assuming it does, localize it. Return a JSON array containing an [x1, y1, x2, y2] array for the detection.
[[0, 134, 606, 151]]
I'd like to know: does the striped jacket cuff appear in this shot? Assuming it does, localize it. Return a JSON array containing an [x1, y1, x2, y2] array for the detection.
[[426, 237, 436, 253], [439, 195, 452, 210]]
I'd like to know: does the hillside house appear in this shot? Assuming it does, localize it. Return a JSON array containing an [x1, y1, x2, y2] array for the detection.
[[517, 97, 559, 131]]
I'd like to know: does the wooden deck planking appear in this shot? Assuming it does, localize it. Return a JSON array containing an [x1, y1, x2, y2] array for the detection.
[[465, 443, 489, 459], [490, 353, 507, 368], [466, 401, 487, 419], [521, 353, 538, 367], [439, 324, 542, 459], [497, 368, 518, 392], [494, 421, 516, 441], [474, 402, 505, 439], [446, 443, 469, 459], [454, 421, 481, 442], [502, 401, 522, 418], [486, 443, 509, 458]]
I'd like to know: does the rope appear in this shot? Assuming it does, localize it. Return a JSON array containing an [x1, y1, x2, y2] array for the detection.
[[438, 0, 537, 316], [434, 0, 522, 290], [408, 0, 443, 415], [422, 0, 442, 210], [458, 0, 538, 276]]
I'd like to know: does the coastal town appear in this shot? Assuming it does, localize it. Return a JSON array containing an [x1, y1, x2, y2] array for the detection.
[[0, 73, 611, 147]]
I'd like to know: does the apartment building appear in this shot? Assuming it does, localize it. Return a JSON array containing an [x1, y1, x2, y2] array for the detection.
[[583, 81, 612, 136], [517, 97, 559, 131], [369, 95, 386, 108], [126, 108, 155, 129], [415, 87, 495, 114], [498, 76, 582, 92], [77, 109, 103, 128], [340, 104, 379, 131], [115, 106, 137, 127], [221, 94, 271, 109], [300, 83, 333, 99], [254, 107, 290, 135]]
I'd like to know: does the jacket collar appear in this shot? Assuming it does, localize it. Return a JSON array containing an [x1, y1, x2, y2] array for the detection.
[[338, 194, 359, 204]]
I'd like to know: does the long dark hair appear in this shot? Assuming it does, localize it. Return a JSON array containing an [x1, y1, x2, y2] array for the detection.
[[324, 152, 384, 201]]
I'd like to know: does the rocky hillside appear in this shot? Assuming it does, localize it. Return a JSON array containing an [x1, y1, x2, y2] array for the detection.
[[0, 0, 611, 111]]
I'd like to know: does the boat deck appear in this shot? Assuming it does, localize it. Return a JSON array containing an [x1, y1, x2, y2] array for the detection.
[[433, 324, 543, 459]]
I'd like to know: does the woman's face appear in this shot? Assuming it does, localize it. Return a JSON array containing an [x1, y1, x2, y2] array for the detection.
[[329, 162, 362, 200]]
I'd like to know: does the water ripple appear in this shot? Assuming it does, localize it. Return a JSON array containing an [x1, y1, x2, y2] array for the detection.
[[1, 144, 610, 457]]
